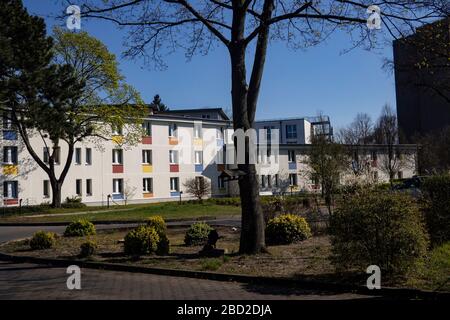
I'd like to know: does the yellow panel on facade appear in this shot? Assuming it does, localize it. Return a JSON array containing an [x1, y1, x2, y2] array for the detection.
[[112, 135, 124, 144], [3, 165, 18, 176], [142, 164, 153, 173], [194, 138, 203, 146], [143, 193, 154, 198]]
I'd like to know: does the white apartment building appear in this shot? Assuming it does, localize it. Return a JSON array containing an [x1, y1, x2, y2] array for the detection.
[[1, 108, 417, 206]]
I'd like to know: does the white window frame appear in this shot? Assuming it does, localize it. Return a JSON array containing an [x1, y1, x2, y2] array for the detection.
[[143, 178, 153, 193], [3, 146, 18, 164], [286, 124, 297, 140], [113, 178, 123, 194], [85, 148, 92, 165], [142, 150, 152, 164], [288, 150, 295, 163], [3, 181, 18, 199], [75, 148, 82, 165], [218, 176, 225, 189], [112, 125, 123, 136], [168, 123, 177, 137], [170, 177, 179, 192], [43, 180, 50, 198], [169, 150, 178, 164], [75, 179, 82, 196], [86, 179, 92, 196], [112, 149, 123, 164], [142, 121, 152, 136], [289, 173, 297, 186], [194, 123, 202, 139], [2, 112, 13, 129], [194, 151, 203, 165]]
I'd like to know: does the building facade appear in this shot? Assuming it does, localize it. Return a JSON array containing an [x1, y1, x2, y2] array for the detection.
[[1, 109, 417, 206], [394, 18, 450, 142]]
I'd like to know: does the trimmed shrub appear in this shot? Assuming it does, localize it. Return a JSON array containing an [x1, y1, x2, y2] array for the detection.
[[147, 216, 167, 237], [124, 225, 160, 255], [421, 175, 450, 246], [184, 222, 213, 246], [330, 190, 429, 278], [265, 214, 312, 245], [64, 219, 96, 237], [147, 216, 170, 255], [156, 234, 170, 256], [80, 240, 97, 258], [30, 231, 56, 250]]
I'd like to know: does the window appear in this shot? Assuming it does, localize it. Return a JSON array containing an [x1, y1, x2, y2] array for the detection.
[[170, 177, 179, 192], [142, 150, 152, 164], [288, 150, 295, 162], [2, 112, 12, 129], [143, 178, 153, 193], [168, 123, 177, 137], [195, 151, 203, 164], [371, 150, 378, 161], [289, 174, 297, 186], [373, 171, 378, 181], [44, 147, 60, 164], [274, 174, 279, 187], [43, 147, 49, 164], [3, 181, 18, 198], [86, 179, 92, 196], [216, 127, 224, 139], [43, 180, 50, 198], [3, 146, 18, 164], [112, 149, 123, 164], [267, 175, 272, 188], [194, 123, 202, 138], [76, 179, 82, 196], [286, 124, 297, 140], [218, 176, 225, 189], [261, 175, 266, 188], [112, 125, 122, 135], [142, 121, 152, 136], [54, 148, 61, 164], [202, 114, 211, 119], [113, 179, 123, 194], [75, 148, 82, 165], [169, 150, 178, 164], [398, 171, 403, 179], [85, 148, 92, 165], [264, 126, 275, 141]]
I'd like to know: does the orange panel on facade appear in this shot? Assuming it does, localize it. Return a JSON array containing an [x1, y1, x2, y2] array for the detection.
[[112, 164, 124, 173], [170, 164, 179, 172], [169, 137, 178, 145], [143, 193, 154, 198]]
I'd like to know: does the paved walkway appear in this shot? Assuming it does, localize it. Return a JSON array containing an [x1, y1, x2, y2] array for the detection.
[[0, 261, 374, 300]]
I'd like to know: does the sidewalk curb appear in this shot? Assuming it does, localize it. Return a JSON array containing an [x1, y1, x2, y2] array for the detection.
[[0, 252, 448, 300], [0, 216, 219, 227]]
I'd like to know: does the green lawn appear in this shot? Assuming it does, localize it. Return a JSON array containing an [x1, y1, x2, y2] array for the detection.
[[0, 202, 241, 223]]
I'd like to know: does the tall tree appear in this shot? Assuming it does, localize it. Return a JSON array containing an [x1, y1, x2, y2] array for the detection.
[[337, 113, 374, 176], [374, 104, 404, 186], [150, 94, 169, 112], [77, 0, 447, 253], [306, 134, 347, 215], [0, 1, 145, 207]]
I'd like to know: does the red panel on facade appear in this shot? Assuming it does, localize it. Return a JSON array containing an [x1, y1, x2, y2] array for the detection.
[[112, 164, 124, 173], [142, 136, 152, 144], [4, 199, 18, 205], [170, 164, 179, 172]]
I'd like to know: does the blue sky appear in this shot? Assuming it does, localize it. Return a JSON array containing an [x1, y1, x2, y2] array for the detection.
[[23, 1, 397, 129]]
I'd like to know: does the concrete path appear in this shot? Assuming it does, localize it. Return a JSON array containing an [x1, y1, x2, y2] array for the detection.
[[0, 261, 374, 300]]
